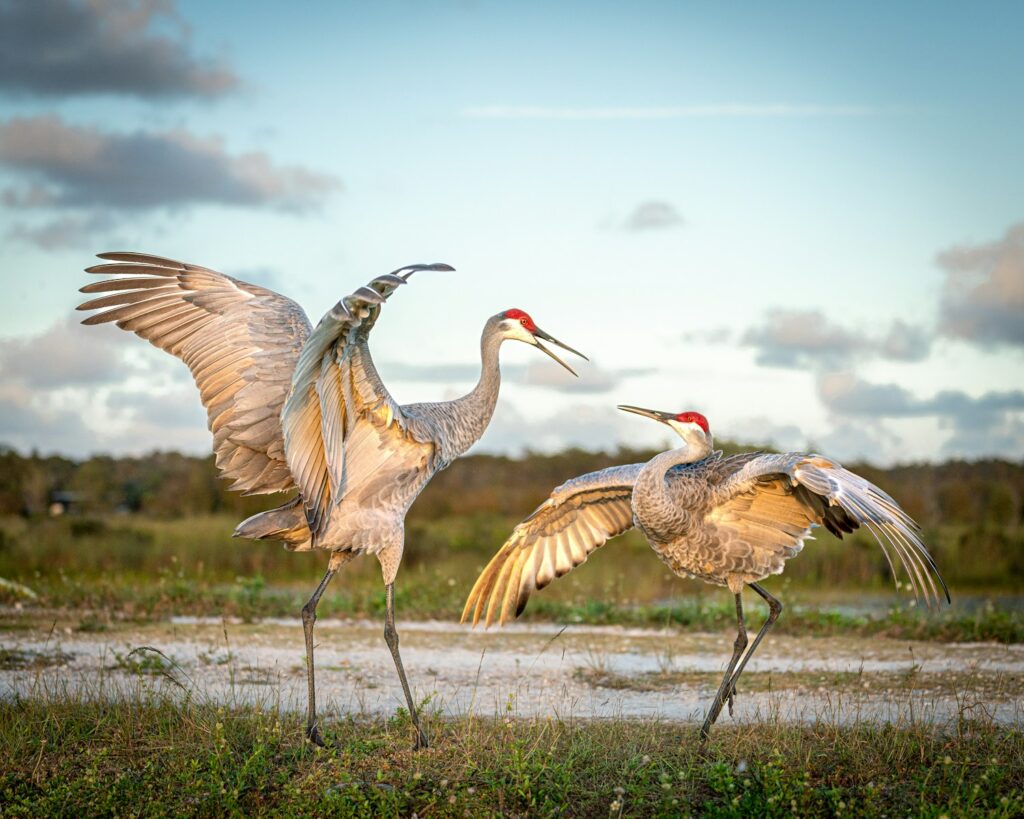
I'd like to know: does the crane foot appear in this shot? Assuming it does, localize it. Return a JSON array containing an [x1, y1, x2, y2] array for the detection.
[[306, 723, 328, 748], [413, 726, 429, 751]]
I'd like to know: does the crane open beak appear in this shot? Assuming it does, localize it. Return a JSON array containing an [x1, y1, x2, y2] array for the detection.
[[532, 327, 588, 377], [617, 404, 675, 424]]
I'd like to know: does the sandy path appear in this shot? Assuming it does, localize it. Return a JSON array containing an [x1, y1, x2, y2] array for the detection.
[[2, 616, 1022, 726]]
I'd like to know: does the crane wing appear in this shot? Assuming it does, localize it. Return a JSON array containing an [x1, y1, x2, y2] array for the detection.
[[705, 453, 949, 606], [462, 463, 643, 627], [77, 251, 311, 495], [282, 262, 454, 542]]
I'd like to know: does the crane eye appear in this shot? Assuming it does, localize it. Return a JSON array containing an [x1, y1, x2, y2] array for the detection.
[[520, 318, 529, 327]]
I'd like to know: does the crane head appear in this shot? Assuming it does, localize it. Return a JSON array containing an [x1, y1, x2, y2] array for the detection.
[[617, 405, 712, 445], [498, 308, 588, 376]]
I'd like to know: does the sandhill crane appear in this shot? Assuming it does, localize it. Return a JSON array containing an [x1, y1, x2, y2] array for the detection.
[[77, 251, 586, 748], [463, 404, 949, 740]]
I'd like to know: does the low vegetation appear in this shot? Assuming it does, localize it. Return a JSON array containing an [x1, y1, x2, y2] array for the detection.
[[0, 687, 1020, 817], [1, 447, 1022, 814], [1, 448, 1021, 635], [1, 506, 1022, 642], [576, 666, 1024, 700], [4, 572, 1022, 645]]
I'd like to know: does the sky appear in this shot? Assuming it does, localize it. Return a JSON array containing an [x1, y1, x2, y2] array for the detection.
[[0, 0, 1021, 465]]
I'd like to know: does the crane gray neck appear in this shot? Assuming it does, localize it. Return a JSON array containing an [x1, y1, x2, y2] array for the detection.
[[642, 441, 707, 482], [633, 439, 710, 533], [631, 440, 710, 543], [437, 327, 504, 459]]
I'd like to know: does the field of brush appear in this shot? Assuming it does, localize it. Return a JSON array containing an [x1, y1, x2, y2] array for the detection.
[[1, 506, 1022, 815], [1, 512, 1022, 640]]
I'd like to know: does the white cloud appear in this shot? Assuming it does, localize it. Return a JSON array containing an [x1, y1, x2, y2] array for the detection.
[[622, 201, 684, 231], [0, 0, 238, 99], [380, 359, 652, 395], [817, 372, 1024, 459], [0, 317, 133, 388], [0, 382, 98, 455], [0, 116, 340, 212], [520, 360, 654, 394], [475, 401, 631, 455], [462, 105, 883, 120], [937, 222, 1024, 348], [742, 310, 931, 369]]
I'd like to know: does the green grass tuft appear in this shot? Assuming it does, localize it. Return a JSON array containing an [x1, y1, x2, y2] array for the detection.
[[1, 691, 1021, 817]]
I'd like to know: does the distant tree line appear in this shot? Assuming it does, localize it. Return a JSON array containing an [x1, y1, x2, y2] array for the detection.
[[0, 444, 1021, 529]]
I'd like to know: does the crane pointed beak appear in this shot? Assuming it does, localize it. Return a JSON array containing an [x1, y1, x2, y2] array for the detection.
[[532, 327, 588, 377], [617, 404, 675, 424]]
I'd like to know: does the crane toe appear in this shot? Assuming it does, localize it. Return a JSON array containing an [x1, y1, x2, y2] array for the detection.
[[306, 724, 328, 748], [413, 727, 430, 751]]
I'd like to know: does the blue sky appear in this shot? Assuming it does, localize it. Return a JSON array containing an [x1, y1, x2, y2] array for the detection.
[[0, 0, 1021, 463]]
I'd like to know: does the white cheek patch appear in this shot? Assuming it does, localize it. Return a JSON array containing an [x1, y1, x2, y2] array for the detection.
[[507, 322, 536, 344], [667, 420, 708, 444]]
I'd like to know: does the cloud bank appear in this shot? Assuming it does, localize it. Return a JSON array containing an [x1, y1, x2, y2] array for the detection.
[[0, 0, 238, 99], [380, 359, 651, 395], [937, 222, 1024, 348], [742, 310, 931, 369], [819, 373, 1024, 458], [0, 318, 209, 456], [462, 105, 882, 120], [0, 116, 339, 212], [623, 201, 684, 231]]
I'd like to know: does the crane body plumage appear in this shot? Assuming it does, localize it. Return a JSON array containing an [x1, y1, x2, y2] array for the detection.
[[632, 448, 846, 595], [240, 316, 507, 575], [77, 251, 585, 748], [463, 405, 949, 740]]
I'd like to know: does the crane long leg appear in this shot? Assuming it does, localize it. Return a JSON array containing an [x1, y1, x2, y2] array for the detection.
[[384, 582, 429, 750], [302, 566, 337, 747], [726, 582, 783, 710], [700, 592, 747, 742]]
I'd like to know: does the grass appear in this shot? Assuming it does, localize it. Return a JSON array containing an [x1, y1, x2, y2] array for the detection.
[[0, 647, 72, 671], [3, 572, 1022, 644], [576, 666, 1024, 700], [2, 513, 1022, 643], [3, 512, 1022, 593], [2, 512, 1023, 814], [0, 688, 1021, 817]]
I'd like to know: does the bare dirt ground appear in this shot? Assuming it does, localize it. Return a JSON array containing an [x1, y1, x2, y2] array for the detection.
[[2, 615, 1022, 727]]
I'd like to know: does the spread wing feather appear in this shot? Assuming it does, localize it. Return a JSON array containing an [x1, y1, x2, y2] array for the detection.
[[707, 453, 950, 606], [462, 464, 643, 626], [77, 251, 310, 495], [282, 263, 454, 542]]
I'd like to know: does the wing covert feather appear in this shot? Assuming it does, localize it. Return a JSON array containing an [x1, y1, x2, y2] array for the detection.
[[282, 263, 453, 541], [462, 463, 643, 626], [707, 453, 949, 606]]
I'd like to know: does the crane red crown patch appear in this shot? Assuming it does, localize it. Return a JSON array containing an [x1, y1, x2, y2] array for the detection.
[[503, 308, 537, 332], [676, 411, 710, 434]]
